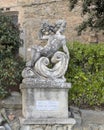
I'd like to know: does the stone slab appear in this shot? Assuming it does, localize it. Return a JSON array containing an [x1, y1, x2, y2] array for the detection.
[[20, 124, 74, 130], [80, 109, 104, 124], [21, 78, 71, 89], [69, 107, 104, 130], [22, 118, 76, 125]]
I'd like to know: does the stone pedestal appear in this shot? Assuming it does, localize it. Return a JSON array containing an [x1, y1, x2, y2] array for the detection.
[[20, 79, 76, 130]]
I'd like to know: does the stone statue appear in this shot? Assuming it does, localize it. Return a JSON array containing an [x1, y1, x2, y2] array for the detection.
[[22, 20, 69, 82]]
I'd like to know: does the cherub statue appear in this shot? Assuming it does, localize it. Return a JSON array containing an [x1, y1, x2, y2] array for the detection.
[[22, 20, 69, 81], [26, 20, 69, 67]]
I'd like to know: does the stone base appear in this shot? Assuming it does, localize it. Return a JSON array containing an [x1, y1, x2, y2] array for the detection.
[[20, 118, 76, 130], [20, 79, 75, 130], [20, 79, 71, 119], [22, 118, 76, 125]]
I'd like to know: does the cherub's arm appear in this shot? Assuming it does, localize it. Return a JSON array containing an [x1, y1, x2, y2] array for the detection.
[[38, 30, 49, 40]]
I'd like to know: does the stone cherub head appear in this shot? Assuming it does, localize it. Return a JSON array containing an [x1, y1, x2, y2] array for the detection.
[[39, 20, 66, 38]]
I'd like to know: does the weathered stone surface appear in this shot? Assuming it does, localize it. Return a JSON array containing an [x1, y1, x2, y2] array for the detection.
[[20, 80, 70, 119], [82, 124, 104, 130], [23, 20, 69, 82], [20, 37, 75, 130], [20, 124, 74, 130], [70, 106, 82, 130], [31, 0, 62, 4], [20, 78, 75, 129], [21, 79, 71, 88], [80, 109, 104, 124], [1, 92, 22, 109], [70, 107, 104, 130], [23, 118, 76, 125], [0, 0, 17, 7], [70, 108, 81, 125]]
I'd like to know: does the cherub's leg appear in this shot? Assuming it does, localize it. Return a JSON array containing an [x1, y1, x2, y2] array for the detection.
[[26, 49, 40, 68], [26, 51, 41, 67], [31, 51, 41, 67]]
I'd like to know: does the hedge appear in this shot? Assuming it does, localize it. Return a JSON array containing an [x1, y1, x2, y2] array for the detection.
[[0, 48, 25, 98], [0, 13, 24, 98], [66, 42, 104, 108]]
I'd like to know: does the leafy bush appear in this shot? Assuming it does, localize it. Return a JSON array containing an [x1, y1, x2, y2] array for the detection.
[[66, 42, 104, 108], [69, 0, 104, 35], [0, 13, 25, 99], [0, 12, 23, 54], [0, 51, 24, 98], [0, 49, 25, 98]]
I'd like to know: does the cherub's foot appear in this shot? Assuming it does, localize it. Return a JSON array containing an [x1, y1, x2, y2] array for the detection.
[[26, 61, 32, 67]]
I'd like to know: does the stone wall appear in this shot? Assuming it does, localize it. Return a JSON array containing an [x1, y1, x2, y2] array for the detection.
[[70, 106, 104, 130], [0, 0, 104, 60]]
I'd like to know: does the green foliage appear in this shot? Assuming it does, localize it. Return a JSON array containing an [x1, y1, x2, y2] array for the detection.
[[66, 42, 104, 108], [0, 49, 25, 98], [69, 0, 104, 35], [0, 12, 23, 53], [0, 13, 25, 99]]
